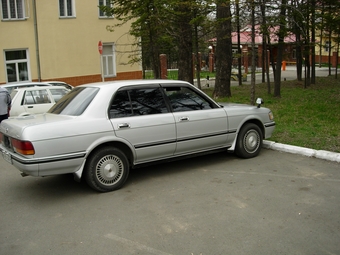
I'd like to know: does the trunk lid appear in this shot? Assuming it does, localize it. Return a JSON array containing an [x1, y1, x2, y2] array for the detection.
[[0, 113, 74, 140]]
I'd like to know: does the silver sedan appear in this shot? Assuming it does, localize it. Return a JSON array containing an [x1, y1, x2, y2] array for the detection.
[[0, 80, 275, 192]]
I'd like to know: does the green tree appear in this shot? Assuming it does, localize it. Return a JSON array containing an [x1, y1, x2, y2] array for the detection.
[[156, 0, 215, 83], [100, 0, 174, 78]]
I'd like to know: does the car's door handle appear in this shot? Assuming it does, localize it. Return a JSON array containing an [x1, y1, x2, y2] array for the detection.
[[179, 117, 189, 121], [118, 123, 130, 129], [27, 106, 33, 108]]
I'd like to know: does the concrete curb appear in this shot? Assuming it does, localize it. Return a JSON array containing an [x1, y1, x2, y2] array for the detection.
[[263, 140, 340, 163]]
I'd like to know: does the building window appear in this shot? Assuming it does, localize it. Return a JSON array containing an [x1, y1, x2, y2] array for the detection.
[[1, 0, 25, 20], [292, 49, 296, 59], [5, 49, 30, 83], [59, 0, 75, 18], [102, 44, 116, 77], [98, 0, 113, 18], [324, 41, 331, 52]]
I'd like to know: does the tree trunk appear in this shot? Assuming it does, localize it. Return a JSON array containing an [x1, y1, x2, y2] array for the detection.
[[236, 0, 242, 86], [274, 0, 286, 98], [213, 1, 232, 98], [194, 22, 201, 89], [336, 40, 339, 79], [295, 28, 303, 81], [311, 0, 316, 84], [176, 4, 193, 84], [250, 0, 256, 105]]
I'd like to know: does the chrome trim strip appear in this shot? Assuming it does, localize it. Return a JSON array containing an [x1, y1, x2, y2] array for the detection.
[[176, 130, 231, 143], [134, 139, 177, 149], [8, 151, 86, 165], [134, 130, 235, 149], [264, 122, 276, 128]]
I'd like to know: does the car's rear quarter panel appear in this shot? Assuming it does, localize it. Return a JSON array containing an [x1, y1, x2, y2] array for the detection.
[[23, 118, 115, 158], [1, 115, 119, 176]]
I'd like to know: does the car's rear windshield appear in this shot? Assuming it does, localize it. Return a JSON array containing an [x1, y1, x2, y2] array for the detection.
[[10, 90, 18, 99], [48, 87, 99, 116]]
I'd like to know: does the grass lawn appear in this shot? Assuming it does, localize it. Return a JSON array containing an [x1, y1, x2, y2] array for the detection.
[[203, 77, 340, 153], [145, 70, 215, 80]]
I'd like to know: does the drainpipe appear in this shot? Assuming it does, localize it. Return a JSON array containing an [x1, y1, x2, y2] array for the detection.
[[32, 0, 41, 81]]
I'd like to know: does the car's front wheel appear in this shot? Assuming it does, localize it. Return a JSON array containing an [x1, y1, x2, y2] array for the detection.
[[84, 147, 130, 192], [235, 123, 263, 158]]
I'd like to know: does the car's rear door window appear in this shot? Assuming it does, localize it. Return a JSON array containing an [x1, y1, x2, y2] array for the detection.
[[110, 87, 169, 118], [49, 88, 69, 102], [23, 89, 51, 104]]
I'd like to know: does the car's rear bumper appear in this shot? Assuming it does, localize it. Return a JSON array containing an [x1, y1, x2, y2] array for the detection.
[[1, 146, 86, 177]]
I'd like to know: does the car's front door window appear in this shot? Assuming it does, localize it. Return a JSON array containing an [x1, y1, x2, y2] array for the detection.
[[163, 87, 214, 112], [162, 85, 229, 155]]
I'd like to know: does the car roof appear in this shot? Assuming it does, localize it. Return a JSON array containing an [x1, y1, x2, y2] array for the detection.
[[78, 79, 191, 88], [1, 81, 52, 88], [42, 81, 68, 84], [40, 81, 74, 89], [12, 86, 70, 92]]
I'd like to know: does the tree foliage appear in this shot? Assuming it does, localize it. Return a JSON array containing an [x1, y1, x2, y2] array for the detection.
[[100, 0, 340, 101]]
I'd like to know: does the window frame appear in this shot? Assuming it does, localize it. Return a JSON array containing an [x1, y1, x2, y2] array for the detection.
[[324, 41, 331, 53], [292, 48, 296, 59], [4, 49, 31, 83], [102, 43, 117, 78], [1, 0, 26, 20], [59, 0, 76, 18], [98, 0, 113, 18]]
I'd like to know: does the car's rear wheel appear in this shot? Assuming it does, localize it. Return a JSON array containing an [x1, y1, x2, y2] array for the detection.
[[235, 123, 263, 158], [84, 147, 129, 192]]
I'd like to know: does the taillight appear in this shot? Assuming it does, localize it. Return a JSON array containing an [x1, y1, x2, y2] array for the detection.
[[11, 138, 35, 155]]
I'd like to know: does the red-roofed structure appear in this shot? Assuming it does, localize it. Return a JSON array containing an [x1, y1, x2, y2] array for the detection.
[[208, 25, 299, 70]]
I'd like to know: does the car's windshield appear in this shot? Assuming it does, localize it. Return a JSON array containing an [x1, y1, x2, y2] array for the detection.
[[48, 87, 99, 116]]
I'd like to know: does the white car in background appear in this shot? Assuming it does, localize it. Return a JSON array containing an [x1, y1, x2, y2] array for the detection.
[[1, 81, 52, 94], [1, 81, 73, 94], [10, 86, 70, 117], [41, 81, 74, 90]]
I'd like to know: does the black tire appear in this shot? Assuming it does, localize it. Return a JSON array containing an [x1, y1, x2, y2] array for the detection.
[[84, 147, 129, 192], [235, 123, 263, 158]]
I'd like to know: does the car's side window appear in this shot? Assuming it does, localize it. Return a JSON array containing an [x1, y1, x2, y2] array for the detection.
[[110, 90, 131, 118], [110, 87, 168, 118], [49, 88, 69, 103], [164, 86, 213, 112], [23, 89, 51, 105]]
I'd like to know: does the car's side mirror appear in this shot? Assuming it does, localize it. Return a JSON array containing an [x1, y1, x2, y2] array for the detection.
[[256, 98, 264, 108]]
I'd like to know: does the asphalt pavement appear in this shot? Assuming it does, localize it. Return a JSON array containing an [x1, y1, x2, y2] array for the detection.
[[0, 149, 339, 255], [195, 66, 337, 88], [0, 66, 339, 254]]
